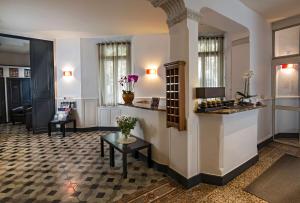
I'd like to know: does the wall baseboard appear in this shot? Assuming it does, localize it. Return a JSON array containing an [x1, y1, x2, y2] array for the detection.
[[99, 127, 120, 131], [257, 137, 273, 150], [274, 133, 299, 139], [201, 155, 258, 186], [62, 126, 119, 132], [136, 151, 259, 188], [57, 127, 270, 188]]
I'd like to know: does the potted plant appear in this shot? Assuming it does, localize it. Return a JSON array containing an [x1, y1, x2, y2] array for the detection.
[[119, 74, 139, 105], [236, 70, 256, 105], [116, 115, 138, 144]]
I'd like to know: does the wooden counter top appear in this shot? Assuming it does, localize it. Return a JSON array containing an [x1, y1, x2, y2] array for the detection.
[[118, 103, 166, 112]]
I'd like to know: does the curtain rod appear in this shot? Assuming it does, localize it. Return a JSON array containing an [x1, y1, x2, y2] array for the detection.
[[198, 35, 224, 39], [97, 41, 131, 45]]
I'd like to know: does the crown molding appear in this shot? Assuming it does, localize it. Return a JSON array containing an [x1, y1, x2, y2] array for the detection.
[[148, 0, 201, 27]]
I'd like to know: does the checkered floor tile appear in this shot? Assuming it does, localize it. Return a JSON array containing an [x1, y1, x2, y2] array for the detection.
[[0, 124, 166, 203]]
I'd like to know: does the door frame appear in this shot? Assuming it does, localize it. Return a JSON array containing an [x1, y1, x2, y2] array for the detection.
[[0, 77, 6, 123], [0, 33, 55, 132]]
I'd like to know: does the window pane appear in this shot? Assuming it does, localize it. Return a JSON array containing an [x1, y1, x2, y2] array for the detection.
[[198, 36, 224, 87], [275, 109, 300, 135], [118, 45, 127, 56], [275, 25, 300, 57], [104, 60, 114, 105], [117, 59, 127, 103], [275, 64, 300, 108], [199, 38, 220, 53], [99, 42, 131, 106], [198, 57, 203, 84], [104, 45, 114, 57]]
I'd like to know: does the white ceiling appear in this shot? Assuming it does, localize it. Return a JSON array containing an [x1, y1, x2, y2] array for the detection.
[[1, 0, 299, 39], [0, 36, 29, 54], [0, 0, 168, 39], [241, 0, 300, 22]]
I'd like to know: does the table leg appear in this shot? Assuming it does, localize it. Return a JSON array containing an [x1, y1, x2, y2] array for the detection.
[[122, 152, 127, 179], [147, 145, 152, 168], [100, 138, 104, 157], [62, 124, 66, 137], [134, 150, 139, 159], [109, 145, 115, 167], [73, 120, 77, 132], [48, 123, 51, 137]]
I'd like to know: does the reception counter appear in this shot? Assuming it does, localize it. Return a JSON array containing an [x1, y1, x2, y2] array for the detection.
[[197, 106, 262, 182], [99, 103, 263, 185]]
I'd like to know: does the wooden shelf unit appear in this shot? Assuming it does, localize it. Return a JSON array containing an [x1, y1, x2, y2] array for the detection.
[[165, 61, 186, 131]]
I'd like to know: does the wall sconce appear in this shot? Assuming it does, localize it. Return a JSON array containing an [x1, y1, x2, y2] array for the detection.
[[146, 68, 157, 75], [63, 70, 73, 77]]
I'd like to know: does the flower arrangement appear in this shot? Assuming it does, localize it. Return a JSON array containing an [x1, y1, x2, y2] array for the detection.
[[236, 70, 256, 105], [242, 70, 254, 97], [116, 115, 138, 139], [119, 74, 139, 94]]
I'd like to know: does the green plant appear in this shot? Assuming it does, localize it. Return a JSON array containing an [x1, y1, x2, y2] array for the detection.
[[116, 116, 138, 138]]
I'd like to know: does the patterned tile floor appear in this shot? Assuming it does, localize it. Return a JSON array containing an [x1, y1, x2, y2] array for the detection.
[[133, 141, 300, 203], [0, 124, 165, 203], [2, 124, 300, 203]]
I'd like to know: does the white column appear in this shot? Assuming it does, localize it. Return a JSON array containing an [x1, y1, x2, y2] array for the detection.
[[168, 17, 200, 178]]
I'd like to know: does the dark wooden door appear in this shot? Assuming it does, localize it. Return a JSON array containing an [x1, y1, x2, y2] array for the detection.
[[6, 78, 22, 109], [30, 39, 55, 133], [0, 78, 6, 123], [21, 78, 32, 106]]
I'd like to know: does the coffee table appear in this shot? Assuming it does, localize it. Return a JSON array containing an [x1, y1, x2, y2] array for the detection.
[[100, 132, 152, 178]]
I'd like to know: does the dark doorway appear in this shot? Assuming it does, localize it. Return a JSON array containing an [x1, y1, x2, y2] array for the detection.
[[6, 78, 32, 121], [0, 78, 6, 123], [0, 34, 55, 133], [21, 78, 32, 105], [7, 78, 21, 110]]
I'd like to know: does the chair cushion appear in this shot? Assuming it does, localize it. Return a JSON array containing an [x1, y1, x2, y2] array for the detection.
[[11, 106, 25, 113]]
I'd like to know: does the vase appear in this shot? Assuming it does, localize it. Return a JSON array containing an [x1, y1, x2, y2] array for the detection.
[[122, 92, 134, 105], [118, 131, 137, 144], [122, 131, 130, 140]]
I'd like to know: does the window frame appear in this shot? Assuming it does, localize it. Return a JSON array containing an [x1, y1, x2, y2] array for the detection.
[[98, 41, 131, 106], [273, 23, 300, 59]]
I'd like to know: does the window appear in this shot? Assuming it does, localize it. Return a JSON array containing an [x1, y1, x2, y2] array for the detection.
[[198, 36, 224, 87], [274, 25, 300, 58], [98, 42, 131, 106]]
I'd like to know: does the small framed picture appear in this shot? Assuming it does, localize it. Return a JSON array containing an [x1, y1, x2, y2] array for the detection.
[[24, 69, 31, 78], [9, 68, 19, 77], [151, 97, 160, 109]]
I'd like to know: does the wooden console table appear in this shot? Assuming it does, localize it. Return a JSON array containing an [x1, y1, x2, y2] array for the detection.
[[100, 132, 152, 178]]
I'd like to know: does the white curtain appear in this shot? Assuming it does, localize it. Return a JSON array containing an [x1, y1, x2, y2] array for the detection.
[[98, 42, 131, 106], [198, 36, 224, 87]]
